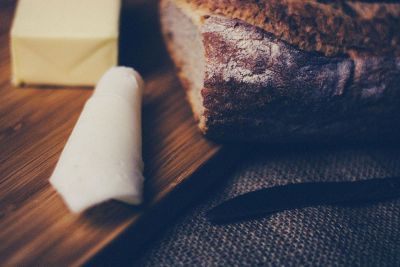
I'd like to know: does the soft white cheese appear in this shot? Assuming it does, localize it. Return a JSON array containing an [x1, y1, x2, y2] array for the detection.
[[11, 0, 120, 86], [50, 67, 144, 213]]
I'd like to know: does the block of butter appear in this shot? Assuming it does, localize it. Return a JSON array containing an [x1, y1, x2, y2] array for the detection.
[[11, 0, 120, 86]]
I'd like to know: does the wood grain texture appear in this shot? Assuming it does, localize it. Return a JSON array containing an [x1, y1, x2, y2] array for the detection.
[[0, 1, 237, 265]]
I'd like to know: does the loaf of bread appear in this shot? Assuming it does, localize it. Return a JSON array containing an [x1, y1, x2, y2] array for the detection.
[[160, 0, 400, 142]]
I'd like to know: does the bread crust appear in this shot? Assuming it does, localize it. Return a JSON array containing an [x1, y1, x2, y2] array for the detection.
[[182, 0, 400, 57], [201, 16, 400, 141], [161, 0, 400, 142]]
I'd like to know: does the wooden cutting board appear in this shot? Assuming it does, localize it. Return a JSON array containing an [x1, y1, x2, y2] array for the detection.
[[0, 1, 239, 265]]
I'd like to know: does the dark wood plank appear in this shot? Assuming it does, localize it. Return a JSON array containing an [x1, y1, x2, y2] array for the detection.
[[0, 0, 236, 265]]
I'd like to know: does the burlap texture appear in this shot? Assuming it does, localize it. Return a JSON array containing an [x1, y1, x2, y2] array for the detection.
[[135, 144, 400, 266]]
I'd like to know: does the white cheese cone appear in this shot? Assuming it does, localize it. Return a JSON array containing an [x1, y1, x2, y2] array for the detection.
[[50, 66, 144, 213]]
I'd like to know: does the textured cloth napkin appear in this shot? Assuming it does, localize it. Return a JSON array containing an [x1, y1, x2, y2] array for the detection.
[[133, 143, 400, 266]]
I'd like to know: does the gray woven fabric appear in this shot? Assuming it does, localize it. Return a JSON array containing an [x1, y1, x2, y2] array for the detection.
[[135, 144, 400, 266]]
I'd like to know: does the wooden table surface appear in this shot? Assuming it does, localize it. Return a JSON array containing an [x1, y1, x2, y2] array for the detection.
[[0, 1, 240, 265]]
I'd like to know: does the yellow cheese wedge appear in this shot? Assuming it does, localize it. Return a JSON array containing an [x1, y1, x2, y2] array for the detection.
[[10, 0, 120, 86]]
